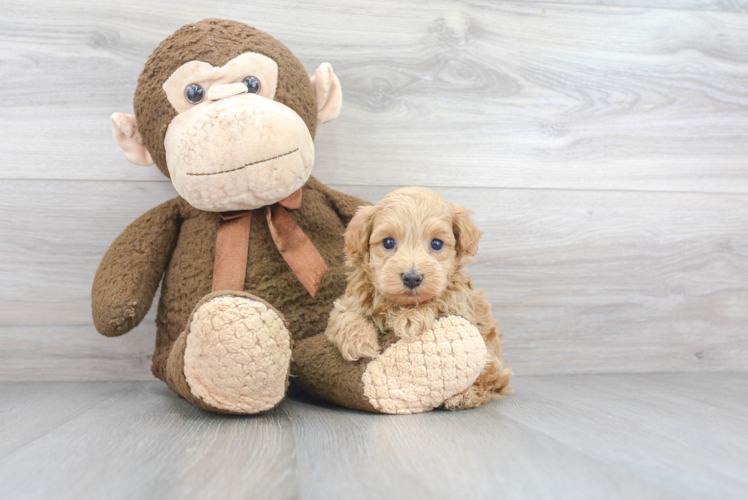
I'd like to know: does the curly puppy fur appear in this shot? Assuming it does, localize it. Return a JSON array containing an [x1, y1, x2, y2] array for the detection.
[[326, 187, 512, 410]]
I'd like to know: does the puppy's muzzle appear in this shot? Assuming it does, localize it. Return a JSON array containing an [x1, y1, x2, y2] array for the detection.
[[402, 271, 423, 290]]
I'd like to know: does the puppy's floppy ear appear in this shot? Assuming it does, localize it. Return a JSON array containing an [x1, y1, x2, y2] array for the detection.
[[453, 204, 482, 257], [344, 205, 378, 263]]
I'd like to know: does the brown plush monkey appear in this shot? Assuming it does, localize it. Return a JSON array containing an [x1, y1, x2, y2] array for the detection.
[[93, 19, 488, 414]]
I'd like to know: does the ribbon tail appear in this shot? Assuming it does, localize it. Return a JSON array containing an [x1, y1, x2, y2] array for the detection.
[[212, 211, 252, 292], [265, 205, 328, 298]]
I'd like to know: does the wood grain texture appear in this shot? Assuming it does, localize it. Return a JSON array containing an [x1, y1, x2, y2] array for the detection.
[[1, 374, 747, 500], [1, 1, 747, 379], [521, 0, 748, 13], [501, 373, 748, 499], [0, 0, 747, 192], [1, 180, 746, 380], [0, 382, 132, 458], [286, 393, 679, 500], [0, 382, 298, 500]]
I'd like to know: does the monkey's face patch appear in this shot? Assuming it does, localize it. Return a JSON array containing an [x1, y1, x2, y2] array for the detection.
[[162, 52, 315, 212]]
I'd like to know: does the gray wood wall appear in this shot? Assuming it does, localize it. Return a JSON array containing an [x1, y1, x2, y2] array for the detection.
[[1, 0, 747, 381]]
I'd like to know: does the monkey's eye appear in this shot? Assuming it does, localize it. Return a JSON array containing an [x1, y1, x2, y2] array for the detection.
[[242, 76, 261, 94], [184, 83, 205, 104], [382, 238, 396, 250], [430, 239, 444, 251]]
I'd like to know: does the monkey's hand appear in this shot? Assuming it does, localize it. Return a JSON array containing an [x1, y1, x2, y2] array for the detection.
[[325, 301, 380, 361], [92, 198, 181, 337]]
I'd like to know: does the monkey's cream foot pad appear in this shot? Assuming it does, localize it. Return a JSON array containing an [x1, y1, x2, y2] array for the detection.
[[362, 316, 487, 414], [183, 295, 292, 414]]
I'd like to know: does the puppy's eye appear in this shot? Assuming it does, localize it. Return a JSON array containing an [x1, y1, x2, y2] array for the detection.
[[430, 239, 444, 251], [382, 238, 396, 250], [184, 83, 205, 104], [242, 76, 261, 94]]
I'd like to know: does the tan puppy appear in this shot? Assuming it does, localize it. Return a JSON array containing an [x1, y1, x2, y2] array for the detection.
[[326, 187, 512, 410]]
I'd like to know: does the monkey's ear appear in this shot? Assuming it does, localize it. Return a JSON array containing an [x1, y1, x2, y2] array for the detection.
[[344, 205, 377, 264], [453, 204, 482, 258], [111, 112, 154, 166], [310, 63, 342, 125]]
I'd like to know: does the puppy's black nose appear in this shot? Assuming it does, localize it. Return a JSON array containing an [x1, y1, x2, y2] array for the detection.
[[402, 272, 423, 289]]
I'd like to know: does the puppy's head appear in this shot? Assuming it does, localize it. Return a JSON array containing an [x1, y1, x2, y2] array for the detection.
[[345, 187, 481, 305]]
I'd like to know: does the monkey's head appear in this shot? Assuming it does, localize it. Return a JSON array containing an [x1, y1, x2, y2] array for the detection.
[[111, 19, 342, 212]]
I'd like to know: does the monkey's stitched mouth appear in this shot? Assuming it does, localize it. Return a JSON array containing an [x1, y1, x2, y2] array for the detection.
[[185, 148, 299, 176]]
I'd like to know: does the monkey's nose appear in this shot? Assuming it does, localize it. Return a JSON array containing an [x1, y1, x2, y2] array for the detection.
[[207, 82, 248, 101], [402, 271, 423, 290]]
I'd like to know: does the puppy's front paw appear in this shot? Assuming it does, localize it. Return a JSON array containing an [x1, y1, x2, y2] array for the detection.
[[335, 319, 380, 361], [393, 312, 433, 342]]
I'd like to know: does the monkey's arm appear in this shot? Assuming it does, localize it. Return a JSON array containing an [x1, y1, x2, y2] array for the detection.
[[325, 295, 380, 361], [92, 198, 182, 337]]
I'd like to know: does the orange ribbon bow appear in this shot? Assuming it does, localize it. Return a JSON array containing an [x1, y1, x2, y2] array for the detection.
[[211, 189, 328, 297]]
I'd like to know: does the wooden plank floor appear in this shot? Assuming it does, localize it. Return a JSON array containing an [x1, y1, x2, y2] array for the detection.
[[1, 373, 746, 500]]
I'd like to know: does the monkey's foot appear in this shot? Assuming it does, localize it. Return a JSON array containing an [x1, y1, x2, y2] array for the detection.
[[169, 292, 292, 414], [361, 316, 487, 415]]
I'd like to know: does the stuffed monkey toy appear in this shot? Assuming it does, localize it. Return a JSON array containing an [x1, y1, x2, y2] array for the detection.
[[93, 19, 488, 414]]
